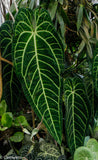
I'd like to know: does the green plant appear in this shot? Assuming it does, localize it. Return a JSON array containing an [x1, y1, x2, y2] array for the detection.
[[0, 20, 21, 111], [64, 77, 90, 154], [74, 138, 98, 160], [0, 0, 98, 159], [0, 100, 30, 143]]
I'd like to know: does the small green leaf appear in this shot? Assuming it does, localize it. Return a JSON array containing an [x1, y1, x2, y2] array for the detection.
[[84, 136, 90, 147], [14, 116, 29, 127], [0, 126, 8, 131], [37, 142, 61, 159], [28, 145, 34, 154], [23, 128, 31, 135], [10, 132, 24, 142], [1, 112, 13, 128], [77, 4, 84, 31], [0, 100, 7, 116], [58, 0, 63, 5], [48, 1, 58, 20], [30, 128, 39, 140]]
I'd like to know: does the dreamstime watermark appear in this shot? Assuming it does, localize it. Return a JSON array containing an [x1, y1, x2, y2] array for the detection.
[[0, 156, 23, 160], [0, 155, 66, 160]]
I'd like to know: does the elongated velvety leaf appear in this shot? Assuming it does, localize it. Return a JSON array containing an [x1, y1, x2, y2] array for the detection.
[[77, 4, 84, 31], [13, 8, 64, 144], [0, 21, 21, 111], [84, 75, 95, 119], [48, 1, 58, 20], [64, 77, 90, 154], [57, 11, 65, 39], [93, 43, 98, 96]]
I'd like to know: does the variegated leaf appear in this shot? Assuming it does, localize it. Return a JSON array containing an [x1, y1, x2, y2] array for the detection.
[[93, 43, 98, 96], [64, 77, 90, 154], [13, 8, 64, 144], [0, 21, 21, 111]]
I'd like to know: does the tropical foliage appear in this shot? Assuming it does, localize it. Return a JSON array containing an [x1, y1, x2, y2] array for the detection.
[[0, 0, 98, 159]]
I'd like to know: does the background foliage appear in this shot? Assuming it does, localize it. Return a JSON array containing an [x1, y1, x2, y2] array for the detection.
[[0, 0, 98, 159]]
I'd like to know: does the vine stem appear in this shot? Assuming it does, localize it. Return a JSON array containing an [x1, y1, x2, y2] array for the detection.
[[31, 108, 35, 128], [1, 0, 15, 22], [66, 26, 77, 33], [0, 49, 3, 102]]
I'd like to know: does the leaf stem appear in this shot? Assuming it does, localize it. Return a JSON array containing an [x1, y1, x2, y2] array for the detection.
[[0, 56, 13, 66], [66, 26, 77, 33], [31, 108, 35, 128]]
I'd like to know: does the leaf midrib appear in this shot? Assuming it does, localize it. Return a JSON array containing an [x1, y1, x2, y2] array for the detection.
[[33, 32, 60, 142], [36, 32, 61, 130]]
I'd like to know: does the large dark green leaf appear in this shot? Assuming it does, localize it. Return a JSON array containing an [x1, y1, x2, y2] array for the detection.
[[13, 8, 64, 144], [84, 68, 95, 120], [64, 77, 90, 154], [0, 21, 21, 111], [93, 43, 98, 96]]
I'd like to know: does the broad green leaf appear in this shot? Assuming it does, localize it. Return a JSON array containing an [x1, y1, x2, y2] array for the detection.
[[64, 77, 90, 154], [93, 43, 98, 96], [74, 147, 93, 160], [0, 100, 7, 116], [10, 132, 24, 142], [77, 4, 84, 31], [13, 8, 64, 144], [14, 115, 29, 127], [1, 112, 13, 128], [0, 21, 21, 111]]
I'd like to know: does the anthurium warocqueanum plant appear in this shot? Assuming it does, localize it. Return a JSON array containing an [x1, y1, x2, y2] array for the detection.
[[0, 7, 97, 155]]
